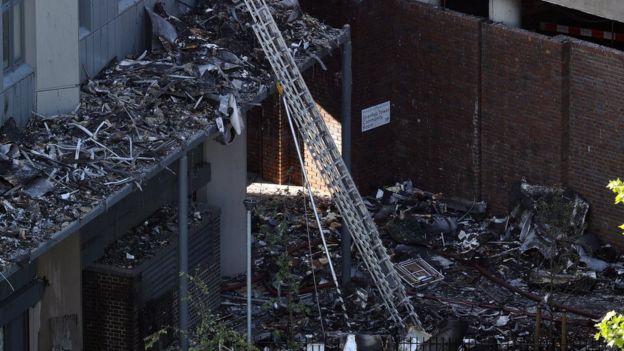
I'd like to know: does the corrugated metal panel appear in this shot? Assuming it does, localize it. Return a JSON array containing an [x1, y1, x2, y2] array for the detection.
[[105, 21, 116, 65], [84, 34, 94, 79], [77, 0, 196, 83], [93, 0, 104, 31], [79, 39, 87, 82], [1, 71, 34, 127], [140, 213, 216, 303]]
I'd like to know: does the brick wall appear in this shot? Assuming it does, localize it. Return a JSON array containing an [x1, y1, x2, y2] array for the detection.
[[261, 0, 624, 247], [83, 270, 139, 351], [247, 60, 342, 193], [392, 2, 482, 200], [247, 97, 303, 186], [568, 40, 624, 249], [304, 57, 343, 193], [83, 207, 221, 350], [481, 26, 567, 212]]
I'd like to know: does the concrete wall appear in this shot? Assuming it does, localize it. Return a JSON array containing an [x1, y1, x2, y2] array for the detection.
[[34, 0, 80, 115], [542, 0, 624, 22], [202, 131, 248, 276], [33, 234, 82, 351]]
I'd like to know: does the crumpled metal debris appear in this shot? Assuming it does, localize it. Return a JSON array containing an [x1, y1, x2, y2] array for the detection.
[[510, 181, 589, 259], [227, 181, 624, 349], [0, 0, 342, 271]]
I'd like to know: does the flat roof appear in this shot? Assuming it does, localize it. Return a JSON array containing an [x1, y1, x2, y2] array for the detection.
[[0, 2, 347, 282]]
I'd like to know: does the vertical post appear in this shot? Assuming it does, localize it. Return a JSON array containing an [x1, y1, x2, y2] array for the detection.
[[179, 155, 189, 351], [534, 307, 542, 350], [244, 199, 257, 348], [340, 25, 353, 286], [561, 312, 567, 351]]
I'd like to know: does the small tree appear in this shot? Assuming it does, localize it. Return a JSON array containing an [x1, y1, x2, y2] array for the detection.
[[607, 179, 624, 233], [595, 311, 624, 350], [594, 181, 624, 349]]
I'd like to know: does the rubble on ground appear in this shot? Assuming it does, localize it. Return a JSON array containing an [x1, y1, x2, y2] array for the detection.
[[221, 181, 624, 350], [0, 1, 342, 271]]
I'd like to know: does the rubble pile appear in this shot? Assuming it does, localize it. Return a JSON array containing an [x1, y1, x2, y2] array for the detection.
[[97, 204, 210, 269], [0, 0, 342, 270], [223, 181, 624, 349]]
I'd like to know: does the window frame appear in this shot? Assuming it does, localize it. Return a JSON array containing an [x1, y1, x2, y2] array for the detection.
[[2, 0, 24, 73]]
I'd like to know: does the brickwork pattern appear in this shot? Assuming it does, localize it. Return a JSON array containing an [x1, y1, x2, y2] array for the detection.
[[393, 1, 482, 200], [83, 271, 139, 351], [257, 0, 624, 247], [82, 209, 221, 350], [568, 40, 624, 249], [481, 25, 567, 212]]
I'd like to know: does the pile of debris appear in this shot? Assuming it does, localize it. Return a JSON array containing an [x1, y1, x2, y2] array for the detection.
[[96, 204, 211, 269], [0, 0, 342, 270], [221, 181, 624, 349]]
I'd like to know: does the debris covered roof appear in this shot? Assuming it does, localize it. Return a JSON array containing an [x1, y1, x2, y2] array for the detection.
[[0, 0, 345, 273]]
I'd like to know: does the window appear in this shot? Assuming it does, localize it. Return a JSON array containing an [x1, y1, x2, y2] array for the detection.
[[2, 0, 23, 72]]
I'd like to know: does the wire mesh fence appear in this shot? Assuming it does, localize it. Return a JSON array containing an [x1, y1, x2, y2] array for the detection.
[[301, 337, 614, 351]]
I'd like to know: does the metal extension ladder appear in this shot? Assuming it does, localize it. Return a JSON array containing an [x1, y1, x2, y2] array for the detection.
[[242, 0, 425, 332]]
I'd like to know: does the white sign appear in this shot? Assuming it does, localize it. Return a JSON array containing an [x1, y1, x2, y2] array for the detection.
[[361, 101, 391, 132]]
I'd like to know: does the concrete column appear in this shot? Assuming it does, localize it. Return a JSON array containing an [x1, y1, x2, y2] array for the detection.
[[34, 0, 80, 115], [35, 233, 83, 351], [202, 127, 248, 276], [489, 0, 522, 27], [414, 0, 441, 5]]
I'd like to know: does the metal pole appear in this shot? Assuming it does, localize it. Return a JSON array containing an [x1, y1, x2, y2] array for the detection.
[[340, 25, 353, 286], [243, 199, 257, 348], [179, 155, 189, 351]]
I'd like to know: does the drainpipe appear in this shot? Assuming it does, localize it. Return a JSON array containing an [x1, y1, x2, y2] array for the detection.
[[179, 155, 189, 351], [341, 25, 353, 286], [243, 199, 257, 348]]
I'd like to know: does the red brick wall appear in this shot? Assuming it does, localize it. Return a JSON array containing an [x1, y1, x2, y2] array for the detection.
[[83, 270, 139, 351], [304, 57, 343, 193], [247, 99, 303, 186], [261, 0, 624, 247], [392, 2, 482, 200], [481, 26, 567, 213], [568, 39, 624, 249], [247, 60, 342, 193]]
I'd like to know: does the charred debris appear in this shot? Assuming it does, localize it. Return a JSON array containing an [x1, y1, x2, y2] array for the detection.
[[222, 181, 624, 349], [0, 0, 342, 271]]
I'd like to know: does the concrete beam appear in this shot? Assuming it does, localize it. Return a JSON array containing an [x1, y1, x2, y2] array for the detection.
[[541, 0, 624, 23], [489, 0, 522, 27], [414, 0, 441, 5]]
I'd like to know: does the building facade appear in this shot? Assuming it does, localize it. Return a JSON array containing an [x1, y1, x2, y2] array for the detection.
[[0, 1, 251, 349]]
